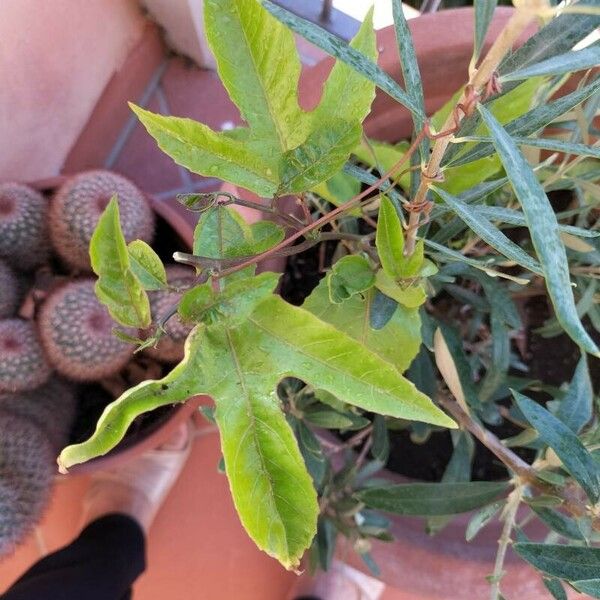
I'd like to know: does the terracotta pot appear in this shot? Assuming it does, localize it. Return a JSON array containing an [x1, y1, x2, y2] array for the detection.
[[30, 176, 207, 474], [297, 8, 550, 600]]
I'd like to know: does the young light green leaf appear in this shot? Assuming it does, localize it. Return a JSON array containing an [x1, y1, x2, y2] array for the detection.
[[376, 195, 405, 279], [375, 270, 427, 308], [432, 185, 543, 275], [357, 481, 509, 516], [571, 579, 600, 599], [90, 197, 150, 328], [279, 121, 362, 193], [131, 105, 278, 197], [262, 0, 423, 117], [474, 205, 600, 239], [500, 45, 600, 82], [127, 240, 167, 291], [514, 543, 600, 583], [204, 0, 307, 153], [327, 255, 375, 304], [473, 0, 497, 64], [555, 355, 593, 434], [479, 105, 599, 356], [512, 391, 600, 502]]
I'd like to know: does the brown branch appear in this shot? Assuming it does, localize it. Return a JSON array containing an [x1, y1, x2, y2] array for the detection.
[[438, 395, 600, 530], [403, 1, 545, 256]]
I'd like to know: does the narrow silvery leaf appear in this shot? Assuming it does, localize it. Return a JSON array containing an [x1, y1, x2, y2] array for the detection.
[[512, 391, 600, 503], [391, 0, 429, 163], [543, 577, 568, 600], [479, 105, 599, 357], [555, 355, 593, 434], [500, 45, 600, 82], [475, 206, 600, 239], [466, 501, 503, 541], [450, 78, 600, 167], [498, 2, 600, 92], [455, 135, 600, 160], [514, 543, 600, 582], [423, 239, 530, 284], [432, 185, 543, 275], [531, 506, 587, 541], [262, 0, 423, 117], [357, 481, 509, 516], [473, 0, 497, 63]]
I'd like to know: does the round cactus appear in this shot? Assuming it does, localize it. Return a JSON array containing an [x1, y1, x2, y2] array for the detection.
[[145, 266, 195, 363], [49, 170, 154, 271], [0, 319, 51, 393], [0, 377, 77, 451], [38, 279, 134, 381], [0, 182, 49, 270], [0, 411, 55, 558], [0, 260, 21, 318]]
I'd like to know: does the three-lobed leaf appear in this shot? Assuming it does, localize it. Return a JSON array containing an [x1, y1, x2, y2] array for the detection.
[[59, 294, 455, 567]]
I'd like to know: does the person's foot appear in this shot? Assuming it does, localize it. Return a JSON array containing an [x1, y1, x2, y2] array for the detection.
[[81, 422, 192, 534], [288, 560, 386, 600]]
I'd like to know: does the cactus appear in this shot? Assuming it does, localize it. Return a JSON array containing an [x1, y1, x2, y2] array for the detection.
[[145, 266, 195, 363], [38, 279, 134, 381], [49, 170, 154, 270], [0, 182, 49, 270], [0, 260, 21, 318], [0, 411, 55, 558], [0, 377, 77, 451], [0, 319, 51, 393]]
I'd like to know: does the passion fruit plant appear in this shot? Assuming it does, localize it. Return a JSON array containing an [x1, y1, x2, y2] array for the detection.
[[59, 0, 600, 596]]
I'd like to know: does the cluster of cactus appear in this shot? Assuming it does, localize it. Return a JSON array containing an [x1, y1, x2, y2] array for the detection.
[[0, 170, 178, 556]]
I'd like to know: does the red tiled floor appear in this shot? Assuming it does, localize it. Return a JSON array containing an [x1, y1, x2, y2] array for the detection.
[[112, 93, 183, 195], [160, 58, 243, 131]]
